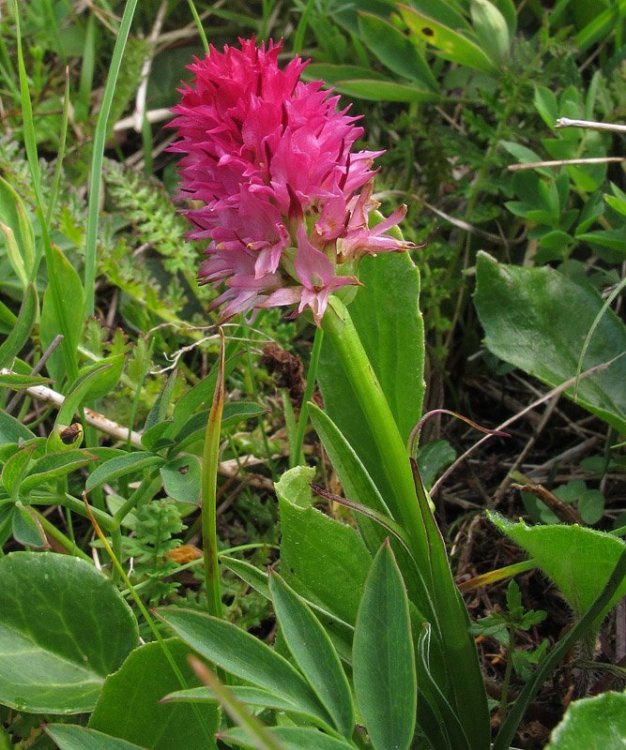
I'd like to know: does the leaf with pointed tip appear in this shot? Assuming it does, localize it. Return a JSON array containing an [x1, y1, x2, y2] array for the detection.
[[269, 573, 354, 738], [353, 543, 416, 750]]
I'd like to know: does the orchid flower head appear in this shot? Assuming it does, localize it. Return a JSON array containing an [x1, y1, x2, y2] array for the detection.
[[170, 38, 413, 323]]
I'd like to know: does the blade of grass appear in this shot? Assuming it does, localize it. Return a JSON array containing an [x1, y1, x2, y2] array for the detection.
[[186, 0, 210, 54], [13, 0, 78, 382], [84, 0, 139, 319], [202, 328, 225, 618]]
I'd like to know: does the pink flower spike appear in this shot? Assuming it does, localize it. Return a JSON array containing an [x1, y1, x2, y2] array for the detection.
[[170, 38, 414, 323]]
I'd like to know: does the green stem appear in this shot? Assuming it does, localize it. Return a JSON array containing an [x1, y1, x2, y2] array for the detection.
[[202, 331, 225, 619], [290, 326, 324, 468]]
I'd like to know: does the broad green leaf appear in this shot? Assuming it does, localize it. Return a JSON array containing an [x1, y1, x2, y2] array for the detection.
[[221, 556, 354, 661], [470, 0, 510, 66], [20, 449, 96, 493], [276, 466, 372, 625], [0, 410, 35, 443], [220, 727, 356, 750], [75, 355, 125, 402], [1, 442, 38, 498], [546, 691, 626, 749], [0, 284, 37, 368], [12, 503, 47, 547], [0, 552, 139, 713], [319, 252, 424, 515], [160, 455, 201, 504], [46, 725, 147, 750], [397, 4, 498, 75], [269, 573, 355, 738], [89, 639, 218, 750], [357, 12, 438, 90], [474, 252, 626, 434], [157, 607, 331, 727], [85, 452, 164, 492], [353, 543, 416, 750], [490, 514, 626, 624], [40, 244, 84, 384], [56, 361, 119, 427]]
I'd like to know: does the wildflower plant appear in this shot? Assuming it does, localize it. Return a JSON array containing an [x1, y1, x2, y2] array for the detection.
[[167, 38, 492, 750]]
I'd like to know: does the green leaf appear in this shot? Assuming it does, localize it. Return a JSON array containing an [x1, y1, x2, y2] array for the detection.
[[269, 573, 355, 738], [331, 78, 438, 103], [20, 449, 96, 493], [157, 607, 331, 727], [470, 0, 510, 66], [40, 244, 84, 383], [353, 543, 416, 750], [46, 725, 147, 750], [0, 177, 35, 287], [308, 403, 390, 553], [1, 442, 38, 498], [12, 502, 47, 547], [489, 514, 626, 625], [303, 63, 388, 85], [546, 691, 626, 749], [357, 12, 438, 90], [75, 355, 125, 402], [577, 229, 626, 258], [0, 551, 139, 713], [534, 85, 558, 129], [0, 373, 51, 389], [85, 452, 164, 492], [144, 372, 178, 432], [160, 455, 201, 504], [57, 361, 119, 427], [0, 409, 35, 443], [89, 640, 218, 750], [319, 252, 424, 514], [276, 466, 372, 625], [0, 284, 37, 368], [166, 685, 336, 726], [220, 727, 356, 750], [397, 4, 498, 74], [474, 252, 626, 434]]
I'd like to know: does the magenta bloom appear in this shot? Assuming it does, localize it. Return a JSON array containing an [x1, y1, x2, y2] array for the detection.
[[170, 38, 412, 323]]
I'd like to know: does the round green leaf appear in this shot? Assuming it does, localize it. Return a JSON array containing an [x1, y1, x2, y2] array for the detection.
[[160, 455, 201, 504], [474, 252, 626, 433], [0, 552, 139, 714], [89, 639, 218, 750], [546, 691, 626, 749]]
